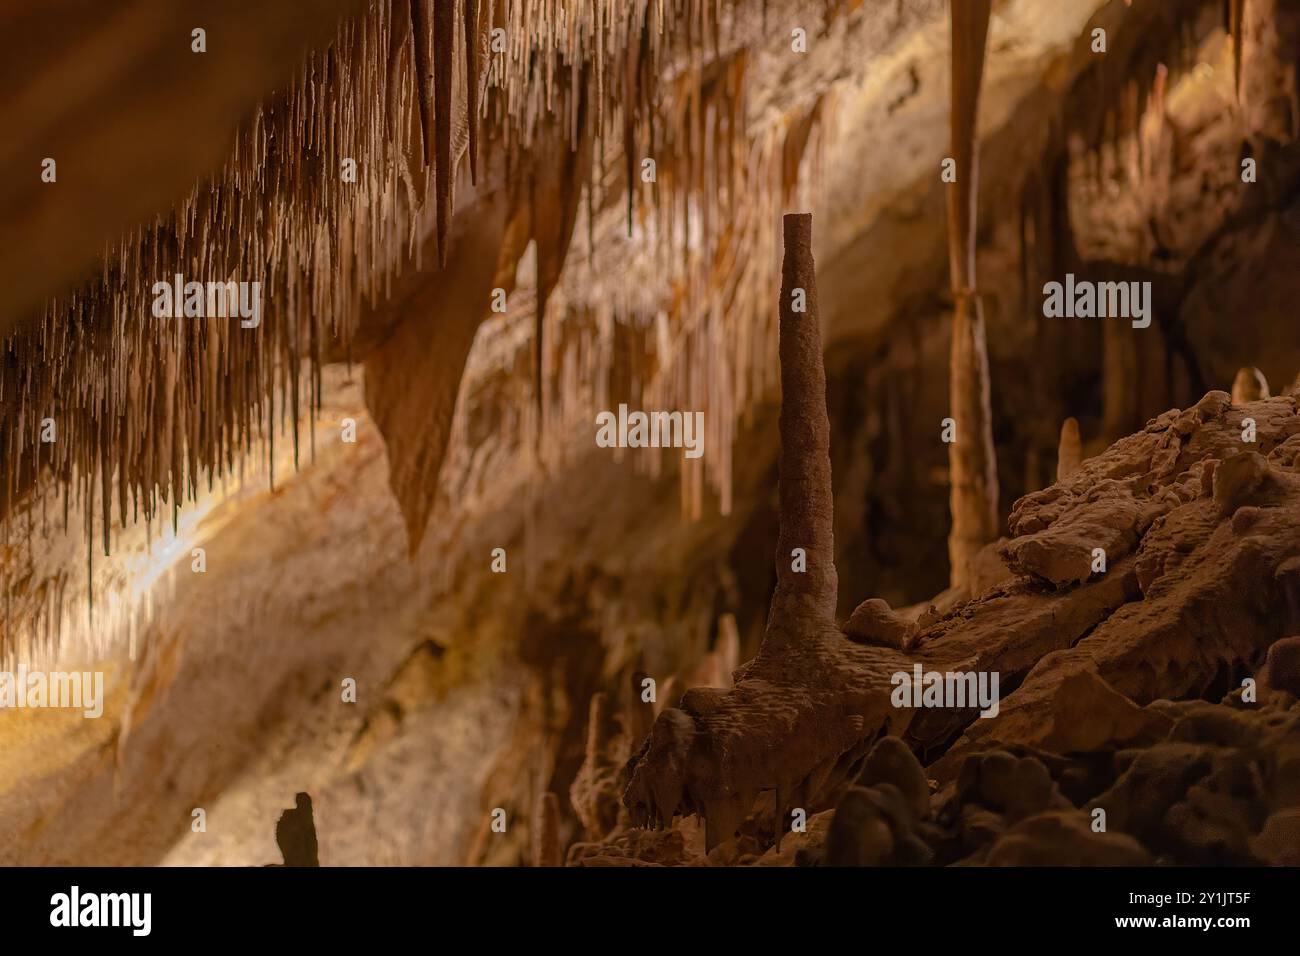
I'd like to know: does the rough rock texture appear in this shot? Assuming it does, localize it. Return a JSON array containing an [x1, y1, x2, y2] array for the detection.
[[614, 371, 1300, 864], [623, 215, 913, 850], [843, 599, 920, 651], [950, 394, 1300, 766], [7, 0, 1300, 871]]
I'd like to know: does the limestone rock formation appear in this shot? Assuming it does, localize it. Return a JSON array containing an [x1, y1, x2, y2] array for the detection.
[[617, 363, 1300, 865], [7, 0, 1300, 876], [843, 599, 920, 651], [624, 214, 913, 851]]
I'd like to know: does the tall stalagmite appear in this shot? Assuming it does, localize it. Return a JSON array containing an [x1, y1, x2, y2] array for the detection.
[[945, 0, 999, 591], [624, 212, 914, 849], [771, 212, 837, 631]]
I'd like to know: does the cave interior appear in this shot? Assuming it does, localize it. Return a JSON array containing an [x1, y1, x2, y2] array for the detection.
[[2, 0, 1300, 868]]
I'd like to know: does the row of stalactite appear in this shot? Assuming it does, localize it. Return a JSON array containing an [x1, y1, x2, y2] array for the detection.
[[6, 0, 1292, 653], [0, 0, 819, 657]]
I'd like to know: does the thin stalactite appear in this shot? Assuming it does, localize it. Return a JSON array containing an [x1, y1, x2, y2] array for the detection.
[[465, 0, 481, 184], [433, 0, 455, 265], [410, 0, 434, 165], [0, 0, 825, 657]]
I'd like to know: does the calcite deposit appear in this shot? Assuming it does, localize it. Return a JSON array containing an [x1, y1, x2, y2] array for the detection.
[[5, 0, 1300, 874], [596, 379, 1300, 864], [600, 220, 1300, 867]]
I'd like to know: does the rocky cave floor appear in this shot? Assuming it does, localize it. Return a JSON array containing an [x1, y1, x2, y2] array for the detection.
[[568, 388, 1300, 867]]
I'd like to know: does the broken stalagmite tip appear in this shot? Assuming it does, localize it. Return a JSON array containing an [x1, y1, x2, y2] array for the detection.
[[1232, 367, 1270, 403], [1057, 417, 1082, 481]]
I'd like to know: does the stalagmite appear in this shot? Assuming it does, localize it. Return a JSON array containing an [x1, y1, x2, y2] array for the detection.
[[10, 0, 1300, 874], [533, 792, 562, 867], [1232, 366, 1270, 403], [620, 386, 1300, 865], [944, 0, 999, 592], [771, 212, 837, 631], [624, 213, 915, 849], [1057, 417, 1082, 482]]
